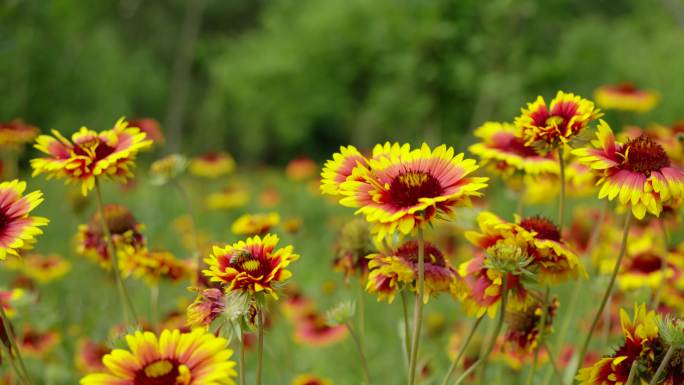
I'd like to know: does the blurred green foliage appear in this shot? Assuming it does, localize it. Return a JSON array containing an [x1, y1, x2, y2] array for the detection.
[[3, 0, 684, 163]]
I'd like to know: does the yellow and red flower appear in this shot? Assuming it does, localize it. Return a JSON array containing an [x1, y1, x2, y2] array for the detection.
[[204, 234, 298, 299], [501, 294, 559, 357], [19, 325, 60, 357], [31, 118, 152, 195], [594, 83, 659, 113], [469, 121, 558, 177], [120, 248, 191, 285], [76, 338, 109, 373], [320, 145, 369, 196], [80, 329, 236, 385], [0, 180, 48, 260], [206, 186, 250, 210], [327, 143, 487, 240], [573, 120, 684, 219], [189, 152, 235, 179], [577, 304, 659, 385], [76, 204, 145, 269], [293, 311, 347, 347], [0, 288, 24, 318], [366, 240, 459, 303], [128, 118, 164, 145], [515, 91, 602, 151], [292, 374, 332, 385], [231, 212, 280, 236], [21, 253, 71, 284], [186, 288, 226, 328], [0, 119, 39, 147], [286, 157, 318, 181]]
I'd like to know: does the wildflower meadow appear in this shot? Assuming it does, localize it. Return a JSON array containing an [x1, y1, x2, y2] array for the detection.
[[3, 2, 684, 385]]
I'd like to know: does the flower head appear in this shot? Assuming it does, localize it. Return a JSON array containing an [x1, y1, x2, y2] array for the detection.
[[469, 121, 558, 177], [293, 312, 347, 347], [0, 180, 48, 260], [206, 186, 250, 210], [20, 325, 60, 357], [186, 288, 227, 328], [327, 143, 487, 240], [320, 145, 368, 196], [0, 119, 39, 148], [75, 338, 109, 373], [120, 248, 191, 285], [502, 294, 559, 356], [128, 118, 164, 145], [149, 154, 187, 185], [332, 218, 375, 283], [31, 118, 152, 195], [292, 374, 332, 385], [231, 212, 280, 236], [80, 329, 236, 385], [515, 91, 602, 151], [21, 253, 71, 284], [204, 234, 298, 299], [573, 120, 684, 219], [366, 240, 459, 303], [76, 204, 145, 269], [189, 152, 235, 179], [594, 83, 659, 113], [286, 157, 318, 181]]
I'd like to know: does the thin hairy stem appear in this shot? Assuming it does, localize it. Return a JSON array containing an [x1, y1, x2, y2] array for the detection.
[[256, 306, 264, 385], [407, 227, 425, 385], [440, 316, 485, 385], [525, 287, 550, 385], [648, 344, 675, 385], [345, 321, 372, 385], [400, 288, 411, 367]]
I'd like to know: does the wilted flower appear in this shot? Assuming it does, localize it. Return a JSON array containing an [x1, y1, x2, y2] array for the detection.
[[204, 234, 298, 299], [594, 82, 659, 112], [515, 91, 602, 152], [231, 212, 280, 236], [80, 329, 237, 385], [187, 288, 227, 328], [324, 143, 488, 240], [501, 294, 558, 356], [332, 218, 375, 283], [573, 120, 684, 219], [0, 180, 49, 260], [31, 117, 152, 195], [189, 151, 235, 178]]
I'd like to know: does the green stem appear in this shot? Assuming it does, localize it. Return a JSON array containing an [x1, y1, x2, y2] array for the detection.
[[400, 288, 411, 367], [575, 213, 631, 378], [543, 342, 565, 385], [526, 287, 550, 385], [172, 180, 202, 284], [238, 332, 246, 385], [649, 344, 675, 385], [94, 178, 138, 326], [357, 285, 366, 341], [256, 305, 264, 385], [558, 147, 566, 230], [453, 276, 509, 385], [0, 306, 31, 385], [440, 316, 485, 385], [625, 360, 638, 385], [345, 321, 372, 385], [407, 227, 425, 385]]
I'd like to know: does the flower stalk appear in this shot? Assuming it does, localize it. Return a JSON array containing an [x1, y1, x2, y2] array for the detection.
[[0, 305, 32, 385], [407, 226, 426, 385], [441, 315, 485, 385], [345, 320, 372, 385]]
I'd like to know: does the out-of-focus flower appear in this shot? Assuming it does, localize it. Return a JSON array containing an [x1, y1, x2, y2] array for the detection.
[[286, 157, 318, 181], [280, 287, 315, 322], [501, 294, 558, 358], [565, 159, 599, 198], [0, 288, 25, 318], [19, 325, 60, 357], [0, 119, 39, 147], [258, 187, 281, 208], [21, 253, 71, 284], [0, 180, 49, 260], [75, 338, 108, 373], [128, 118, 164, 145], [204, 234, 298, 299], [282, 217, 302, 234], [293, 312, 347, 347], [323, 143, 488, 240], [565, 206, 612, 257], [332, 218, 375, 283], [577, 304, 659, 385], [469, 121, 559, 177], [594, 83, 659, 112], [573, 120, 684, 219], [189, 152, 235, 179], [120, 248, 191, 285], [612, 230, 673, 291], [231, 212, 280, 236], [76, 204, 145, 269], [366, 240, 460, 303], [515, 91, 602, 152], [149, 153, 187, 185], [31, 118, 152, 195], [206, 186, 250, 210], [80, 329, 237, 385], [292, 374, 332, 385], [320, 145, 368, 196]]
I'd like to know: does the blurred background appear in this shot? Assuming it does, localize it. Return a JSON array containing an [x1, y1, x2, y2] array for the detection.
[[2, 0, 684, 163]]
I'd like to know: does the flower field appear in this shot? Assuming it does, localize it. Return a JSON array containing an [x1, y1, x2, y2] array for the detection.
[[0, 84, 683, 385]]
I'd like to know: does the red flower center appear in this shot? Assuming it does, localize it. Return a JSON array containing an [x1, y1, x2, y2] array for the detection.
[[73, 138, 116, 161], [622, 135, 670, 175], [506, 137, 540, 157], [0, 210, 9, 234], [519, 216, 561, 242], [389, 171, 443, 208], [90, 204, 138, 235], [135, 360, 182, 385], [395, 240, 446, 266], [614, 82, 638, 94], [627, 253, 662, 274]]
